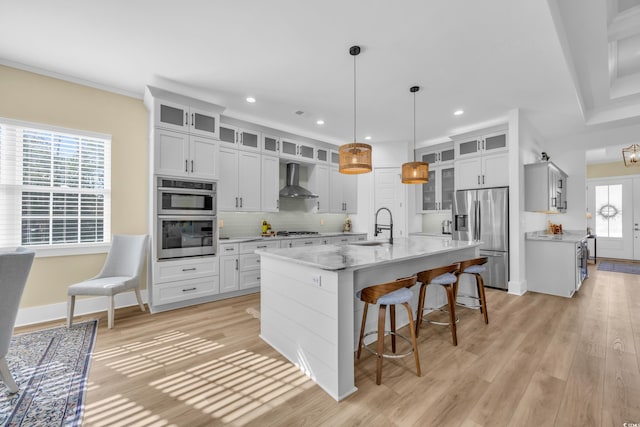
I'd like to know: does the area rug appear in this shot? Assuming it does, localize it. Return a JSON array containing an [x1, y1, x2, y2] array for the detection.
[[597, 261, 640, 274], [0, 320, 97, 426]]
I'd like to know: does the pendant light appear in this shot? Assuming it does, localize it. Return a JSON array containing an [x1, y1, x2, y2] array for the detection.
[[339, 45, 372, 174], [401, 86, 429, 184], [622, 143, 640, 167]]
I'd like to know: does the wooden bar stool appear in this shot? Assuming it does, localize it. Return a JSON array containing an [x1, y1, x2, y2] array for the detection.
[[455, 257, 489, 324], [415, 264, 460, 345], [356, 276, 421, 385]]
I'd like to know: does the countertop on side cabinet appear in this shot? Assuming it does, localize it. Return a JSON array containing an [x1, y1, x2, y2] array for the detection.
[[256, 236, 481, 271], [410, 232, 453, 238], [525, 230, 588, 243]]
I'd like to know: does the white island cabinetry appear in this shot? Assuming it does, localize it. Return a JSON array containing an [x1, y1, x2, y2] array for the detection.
[[257, 237, 480, 401]]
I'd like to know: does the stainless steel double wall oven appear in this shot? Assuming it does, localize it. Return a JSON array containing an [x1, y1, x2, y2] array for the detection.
[[157, 177, 217, 259]]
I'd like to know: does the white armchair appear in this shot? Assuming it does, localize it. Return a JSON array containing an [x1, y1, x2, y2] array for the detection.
[[0, 248, 36, 394], [67, 234, 149, 329]]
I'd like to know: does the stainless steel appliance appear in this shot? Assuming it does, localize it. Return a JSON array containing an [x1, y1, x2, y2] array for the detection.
[[157, 177, 216, 215], [452, 187, 509, 290], [157, 178, 217, 259], [442, 219, 452, 235]]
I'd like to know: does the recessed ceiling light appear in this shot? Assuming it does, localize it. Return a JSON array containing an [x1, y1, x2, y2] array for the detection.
[[454, 110, 464, 116], [246, 97, 256, 103], [316, 120, 325, 125], [364, 136, 372, 140]]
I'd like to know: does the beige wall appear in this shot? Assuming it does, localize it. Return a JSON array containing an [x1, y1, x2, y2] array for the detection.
[[587, 161, 640, 178], [0, 65, 148, 308]]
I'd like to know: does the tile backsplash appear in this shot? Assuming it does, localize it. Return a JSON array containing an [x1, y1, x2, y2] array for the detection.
[[219, 204, 348, 237]]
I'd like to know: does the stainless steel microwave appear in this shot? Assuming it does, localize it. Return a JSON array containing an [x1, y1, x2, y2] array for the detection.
[[157, 177, 216, 216], [157, 215, 216, 259]]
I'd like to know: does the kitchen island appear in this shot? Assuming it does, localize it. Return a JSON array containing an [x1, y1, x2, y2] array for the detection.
[[256, 236, 481, 401]]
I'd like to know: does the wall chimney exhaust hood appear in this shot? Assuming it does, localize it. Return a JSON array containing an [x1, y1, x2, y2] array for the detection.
[[279, 163, 318, 199]]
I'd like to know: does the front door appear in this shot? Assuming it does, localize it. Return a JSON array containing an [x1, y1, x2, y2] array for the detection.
[[587, 177, 633, 259]]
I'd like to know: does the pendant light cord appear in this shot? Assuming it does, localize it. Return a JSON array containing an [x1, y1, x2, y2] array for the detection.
[[353, 52, 357, 144], [413, 90, 416, 161]]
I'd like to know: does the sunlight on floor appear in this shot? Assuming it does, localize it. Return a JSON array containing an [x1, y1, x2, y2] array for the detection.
[[150, 349, 314, 425], [92, 330, 223, 377], [83, 394, 176, 427]]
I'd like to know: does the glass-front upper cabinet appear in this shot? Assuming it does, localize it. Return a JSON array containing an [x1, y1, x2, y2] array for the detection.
[[155, 99, 219, 139], [262, 134, 280, 155], [456, 131, 507, 159]]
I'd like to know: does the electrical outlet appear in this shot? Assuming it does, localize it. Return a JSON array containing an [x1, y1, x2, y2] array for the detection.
[[312, 275, 322, 287], [320, 218, 324, 225], [219, 219, 224, 228]]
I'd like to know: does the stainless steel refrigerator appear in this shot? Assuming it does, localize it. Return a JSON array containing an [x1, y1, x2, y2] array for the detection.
[[452, 187, 509, 290]]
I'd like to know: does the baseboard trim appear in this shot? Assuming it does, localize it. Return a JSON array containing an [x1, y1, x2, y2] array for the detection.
[[508, 279, 527, 296], [16, 290, 149, 327]]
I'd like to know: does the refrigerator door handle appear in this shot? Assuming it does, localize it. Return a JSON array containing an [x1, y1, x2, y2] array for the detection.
[[477, 199, 481, 241]]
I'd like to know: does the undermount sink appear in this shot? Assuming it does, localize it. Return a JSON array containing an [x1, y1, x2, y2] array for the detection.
[[348, 241, 388, 247]]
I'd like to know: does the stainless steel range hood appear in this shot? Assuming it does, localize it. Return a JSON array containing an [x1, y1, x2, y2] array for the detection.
[[279, 162, 318, 199]]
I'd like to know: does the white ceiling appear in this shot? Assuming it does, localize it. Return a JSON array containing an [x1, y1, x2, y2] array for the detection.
[[1, 0, 639, 160]]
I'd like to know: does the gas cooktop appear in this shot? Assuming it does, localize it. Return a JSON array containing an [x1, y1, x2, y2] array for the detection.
[[276, 231, 320, 236]]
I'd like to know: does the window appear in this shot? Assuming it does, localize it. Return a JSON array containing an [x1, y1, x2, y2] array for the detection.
[[0, 117, 111, 251], [595, 184, 622, 238]]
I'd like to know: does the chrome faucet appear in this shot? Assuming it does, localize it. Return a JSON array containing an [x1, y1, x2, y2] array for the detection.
[[374, 207, 393, 245]]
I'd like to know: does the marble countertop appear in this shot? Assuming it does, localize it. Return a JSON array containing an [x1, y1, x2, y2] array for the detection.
[[525, 230, 589, 243], [219, 232, 367, 244], [256, 236, 481, 271]]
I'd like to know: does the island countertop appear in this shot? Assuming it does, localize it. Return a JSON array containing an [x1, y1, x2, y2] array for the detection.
[[256, 236, 481, 271]]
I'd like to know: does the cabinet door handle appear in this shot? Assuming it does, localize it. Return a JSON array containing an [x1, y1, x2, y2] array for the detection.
[[277, 199, 279, 209], [235, 197, 238, 208], [185, 160, 189, 172], [552, 197, 557, 207], [185, 112, 189, 126], [477, 175, 480, 185], [182, 287, 197, 292], [191, 160, 194, 173], [225, 247, 234, 251], [559, 179, 563, 189], [564, 201, 568, 210], [240, 197, 243, 208], [482, 175, 485, 184], [317, 201, 320, 210], [235, 259, 239, 270], [191, 113, 194, 128], [304, 241, 313, 245], [277, 141, 280, 151], [182, 267, 197, 272], [256, 259, 261, 263], [257, 245, 267, 249], [235, 132, 238, 143]]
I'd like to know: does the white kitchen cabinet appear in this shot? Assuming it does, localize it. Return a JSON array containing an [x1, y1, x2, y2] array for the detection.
[[526, 238, 586, 297], [455, 131, 508, 159], [329, 167, 358, 213], [145, 86, 223, 140], [154, 129, 219, 180], [418, 164, 455, 213], [218, 146, 261, 211], [151, 256, 220, 308], [280, 138, 315, 162], [525, 161, 568, 213], [218, 124, 261, 152], [309, 164, 330, 213], [261, 155, 280, 212], [455, 151, 508, 190], [238, 240, 279, 290], [262, 134, 280, 156], [316, 147, 329, 163], [421, 145, 455, 164], [220, 254, 239, 293]]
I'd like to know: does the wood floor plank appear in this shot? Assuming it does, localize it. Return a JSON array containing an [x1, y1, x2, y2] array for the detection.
[[506, 371, 566, 427]]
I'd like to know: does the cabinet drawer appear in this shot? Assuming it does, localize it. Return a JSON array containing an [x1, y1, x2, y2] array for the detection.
[[219, 243, 239, 255], [154, 257, 218, 284], [289, 238, 320, 248], [153, 276, 219, 306], [240, 270, 261, 290], [240, 253, 261, 271], [239, 240, 279, 254]]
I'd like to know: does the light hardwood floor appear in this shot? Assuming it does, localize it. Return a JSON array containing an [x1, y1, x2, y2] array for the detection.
[[16, 261, 640, 426]]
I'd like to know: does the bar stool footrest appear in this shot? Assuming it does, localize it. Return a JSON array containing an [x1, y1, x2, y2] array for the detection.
[[456, 293, 482, 309], [419, 307, 460, 326], [361, 331, 415, 359]]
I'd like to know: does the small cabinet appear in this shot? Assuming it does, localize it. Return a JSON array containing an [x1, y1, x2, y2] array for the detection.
[[261, 155, 280, 212], [419, 164, 455, 212], [456, 131, 508, 159], [262, 134, 280, 156], [310, 164, 330, 213], [218, 146, 261, 211], [238, 240, 279, 290], [154, 99, 220, 139], [218, 124, 261, 152], [151, 256, 219, 308], [329, 167, 357, 213], [280, 139, 315, 162], [220, 252, 239, 293], [155, 129, 219, 180], [525, 161, 568, 213], [455, 152, 508, 190], [316, 147, 329, 163], [421, 146, 455, 164]]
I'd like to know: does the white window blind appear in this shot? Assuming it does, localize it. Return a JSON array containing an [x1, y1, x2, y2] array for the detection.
[[0, 117, 111, 249]]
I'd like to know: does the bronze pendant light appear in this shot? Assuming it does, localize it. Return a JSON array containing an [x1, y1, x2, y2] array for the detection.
[[339, 45, 372, 174], [401, 86, 429, 184], [622, 143, 640, 167]]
